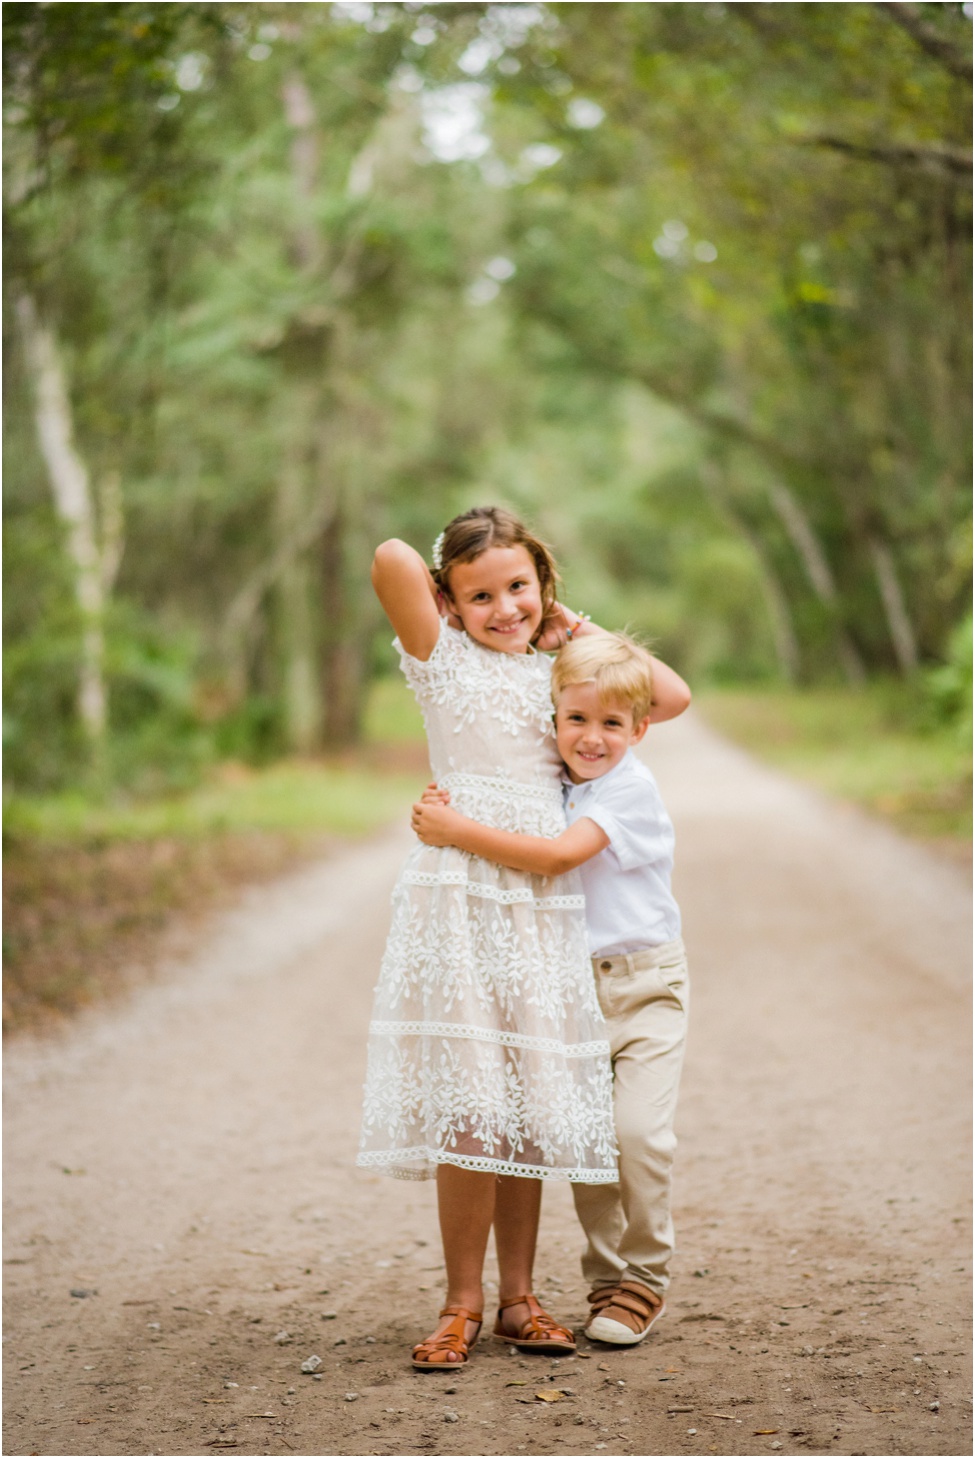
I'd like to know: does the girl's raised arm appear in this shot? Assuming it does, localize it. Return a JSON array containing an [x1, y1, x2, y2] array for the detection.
[[371, 539, 442, 661]]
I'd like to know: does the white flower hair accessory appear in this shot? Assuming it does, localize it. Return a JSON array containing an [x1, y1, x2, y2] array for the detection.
[[430, 531, 445, 572]]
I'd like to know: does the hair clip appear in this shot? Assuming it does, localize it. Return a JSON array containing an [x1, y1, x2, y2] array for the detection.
[[431, 531, 445, 571]]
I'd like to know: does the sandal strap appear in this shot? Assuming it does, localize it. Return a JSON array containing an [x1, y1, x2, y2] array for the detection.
[[498, 1293, 572, 1342], [413, 1307, 482, 1361], [439, 1304, 483, 1322]]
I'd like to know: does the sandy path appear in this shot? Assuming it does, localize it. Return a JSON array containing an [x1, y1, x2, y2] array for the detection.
[[3, 714, 971, 1458]]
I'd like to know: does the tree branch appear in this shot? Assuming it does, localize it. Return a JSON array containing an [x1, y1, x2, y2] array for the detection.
[[876, 2, 973, 84], [802, 131, 972, 177]]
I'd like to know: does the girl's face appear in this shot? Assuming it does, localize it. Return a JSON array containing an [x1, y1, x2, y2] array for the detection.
[[445, 545, 544, 654]]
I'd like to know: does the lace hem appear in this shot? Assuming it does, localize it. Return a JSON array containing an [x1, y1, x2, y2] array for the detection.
[[398, 870, 584, 909], [356, 1147, 618, 1183], [368, 1020, 610, 1058]]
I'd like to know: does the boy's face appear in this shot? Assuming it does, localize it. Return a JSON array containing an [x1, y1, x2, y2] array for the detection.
[[554, 682, 651, 785]]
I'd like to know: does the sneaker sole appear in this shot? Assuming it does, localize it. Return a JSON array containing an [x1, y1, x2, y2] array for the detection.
[[584, 1303, 665, 1346]]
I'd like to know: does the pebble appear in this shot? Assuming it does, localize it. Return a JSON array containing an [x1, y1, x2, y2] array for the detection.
[[345, 1392, 359, 1402], [273, 1331, 290, 1344], [70, 1288, 96, 1299], [771, 1444, 783, 1451], [365, 1336, 376, 1344], [444, 1386, 457, 1395], [322, 1311, 338, 1321], [313, 1374, 324, 1382], [301, 1355, 322, 1374], [287, 1388, 295, 1395], [930, 1402, 940, 1411], [333, 1336, 347, 1346], [687, 1429, 697, 1436], [444, 1410, 459, 1423], [224, 1383, 238, 1390]]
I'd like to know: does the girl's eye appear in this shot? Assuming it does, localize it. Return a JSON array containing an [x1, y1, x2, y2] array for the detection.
[[510, 579, 527, 590]]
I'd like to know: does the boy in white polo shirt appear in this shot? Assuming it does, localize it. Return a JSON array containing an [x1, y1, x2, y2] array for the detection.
[[411, 632, 690, 1346]]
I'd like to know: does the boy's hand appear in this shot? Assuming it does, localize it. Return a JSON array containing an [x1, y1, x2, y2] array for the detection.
[[419, 782, 451, 806], [412, 799, 463, 846]]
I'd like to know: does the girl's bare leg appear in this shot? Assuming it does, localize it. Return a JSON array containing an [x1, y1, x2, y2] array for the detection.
[[493, 1174, 542, 1334], [419, 1165, 495, 1359]]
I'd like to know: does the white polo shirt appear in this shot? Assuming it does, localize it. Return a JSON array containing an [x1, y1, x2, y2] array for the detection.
[[563, 749, 681, 957]]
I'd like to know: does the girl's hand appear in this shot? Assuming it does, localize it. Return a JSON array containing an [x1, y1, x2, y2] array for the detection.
[[534, 602, 592, 652], [411, 799, 463, 846]]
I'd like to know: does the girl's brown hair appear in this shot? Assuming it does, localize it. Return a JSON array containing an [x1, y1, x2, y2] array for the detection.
[[432, 507, 560, 633]]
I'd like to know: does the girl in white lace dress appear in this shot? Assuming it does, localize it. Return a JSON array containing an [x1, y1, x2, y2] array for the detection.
[[358, 507, 618, 1368]]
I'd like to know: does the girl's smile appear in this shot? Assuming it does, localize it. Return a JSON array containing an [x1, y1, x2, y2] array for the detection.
[[445, 546, 544, 654]]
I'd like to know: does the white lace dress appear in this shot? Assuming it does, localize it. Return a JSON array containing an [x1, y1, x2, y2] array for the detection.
[[357, 621, 617, 1183]]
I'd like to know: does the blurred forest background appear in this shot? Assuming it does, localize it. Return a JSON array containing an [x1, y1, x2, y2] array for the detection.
[[3, 2, 972, 1025]]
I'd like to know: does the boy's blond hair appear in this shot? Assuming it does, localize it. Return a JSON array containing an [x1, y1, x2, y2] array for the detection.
[[551, 631, 656, 722]]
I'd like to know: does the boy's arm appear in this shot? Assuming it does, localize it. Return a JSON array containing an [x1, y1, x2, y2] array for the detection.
[[411, 799, 608, 877]]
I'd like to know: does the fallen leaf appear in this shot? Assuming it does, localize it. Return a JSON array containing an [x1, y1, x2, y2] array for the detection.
[[597, 1362, 610, 1371], [535, 1391, 564, 1402], [244, 1413, 277, 1419], [202, 1399, 231, 1405], [505, 1381, 528, 1387], [866, 1405, 901, 1414], [668, 1407, 694, 1414], [665, 1367, 681, 1373], [705, 1413, 736, 1420], [205, 1444, 239, 1450], [754, 1429, 779, 1435], [801, 1272, 814, 1278]]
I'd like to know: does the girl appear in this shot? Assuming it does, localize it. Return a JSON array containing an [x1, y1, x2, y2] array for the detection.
[[357, 506, 688, 1368]]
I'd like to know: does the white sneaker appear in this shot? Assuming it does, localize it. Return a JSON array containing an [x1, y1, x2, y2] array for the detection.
[[584, 1281, 665, 1346]]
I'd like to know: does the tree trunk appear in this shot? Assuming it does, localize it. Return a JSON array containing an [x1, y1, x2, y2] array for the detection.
[[15, 290, 108, 748], [766, 480, 867, 685], [275, 403, 323, 753], [319, 500, 366, 747], [867, 535, 920, 675], [700, 463, 801, 682]]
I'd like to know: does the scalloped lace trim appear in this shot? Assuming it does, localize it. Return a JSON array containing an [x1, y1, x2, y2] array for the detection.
[[398, 870, 584, 909], [356, 1148, 618, 1183], [368, 1020, 610, 1058], [441, 772, 564, 803]]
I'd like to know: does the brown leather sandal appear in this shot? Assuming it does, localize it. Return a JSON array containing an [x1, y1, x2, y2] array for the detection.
[[411, 1304, 483, 1369], [493, 1294, 577, 1353]]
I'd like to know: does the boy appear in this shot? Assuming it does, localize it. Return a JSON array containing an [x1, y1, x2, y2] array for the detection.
[[411, 632, 689, 1345]]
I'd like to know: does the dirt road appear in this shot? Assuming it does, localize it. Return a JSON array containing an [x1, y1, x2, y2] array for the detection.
[[4, 714, 971, 1458]]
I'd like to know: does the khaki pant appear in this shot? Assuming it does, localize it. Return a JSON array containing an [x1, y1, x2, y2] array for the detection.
[[572, 938, 689, 1299]]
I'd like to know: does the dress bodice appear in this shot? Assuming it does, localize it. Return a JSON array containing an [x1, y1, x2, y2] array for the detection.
[[396, 621, 566, 836]]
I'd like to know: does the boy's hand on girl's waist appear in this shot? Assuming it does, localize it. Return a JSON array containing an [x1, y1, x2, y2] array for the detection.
[[419, 782, 451, 806], [408, 798, 457, 851]]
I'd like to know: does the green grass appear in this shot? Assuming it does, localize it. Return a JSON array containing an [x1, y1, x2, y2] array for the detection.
[[698, 683, 972, 842], [3, 676, 430, 1033], [3, 760, 423, 844]]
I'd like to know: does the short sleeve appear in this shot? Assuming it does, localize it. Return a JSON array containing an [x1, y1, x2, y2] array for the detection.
[[581, 777, 674, 872], [393, 618, 466, 699]]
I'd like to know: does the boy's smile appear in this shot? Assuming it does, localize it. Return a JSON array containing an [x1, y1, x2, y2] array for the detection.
[[555, 682, 650, 784]]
